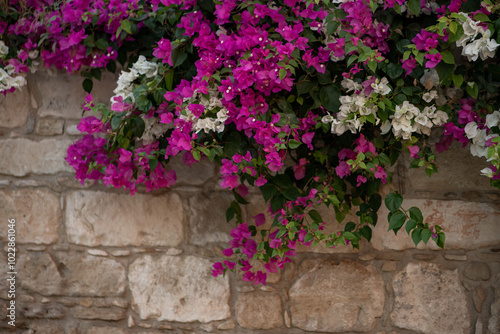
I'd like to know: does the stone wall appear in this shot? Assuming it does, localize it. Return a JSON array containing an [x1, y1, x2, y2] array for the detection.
[[0, 70, 499, 334]]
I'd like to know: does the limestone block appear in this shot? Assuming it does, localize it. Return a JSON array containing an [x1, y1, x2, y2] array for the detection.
[[473, 285, 487, 312], [65, 191, 183, 247], [35, 117, 64, 135], [170, 155, 215, 185], [0, 87, 29, 128], [0, 138, 73, 176], [406, 142, 495, 193], [488, 282, 500, 333], [19, 303, 65, 319], [372, 199, 500, 250], [188, 191, 234, 246], [289, 260, 385, 332], [86, 327, 128, 334], [235, 291, 283, 329], [465, 262, 491, 281], [72, 306, 126, 320], [391, 262, 470, 334], [128, 255, 231, 322], [0, 190, 60, 244], [35, 70, 117, 119], [18, 252, 126, 296]]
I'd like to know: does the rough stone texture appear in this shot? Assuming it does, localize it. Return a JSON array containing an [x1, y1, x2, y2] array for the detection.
[[0, 86, 30, 128], [18, 252, 126, 296], [0, 190, 60, 244], [473, 285, 487, 312], [35, 70, 117, 119], [289, 260, 385, 332], [372, 199, 500, 250], [129, 255, 231, 323], [19, 303, 65, 319], [0, 253, 9, 300], [391, 262, 470, 334], [235, 292, 283, 329], [0, 138, 73, 176], [35, 118, 64, 135], [86, 327, 128, 334], [188, 191, 234, 246], [65, 191, 183, 247], [72, 307, 126, 320], [489, 283, 500, 333], [170, 155, 215, 185], [406, 142, 495, 193], [465, 262, 491, 281]]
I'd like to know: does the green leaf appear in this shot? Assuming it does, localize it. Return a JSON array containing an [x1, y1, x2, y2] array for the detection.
[[344, 222, 356, 232], [386, 63, 404, 79], [149, 158, 158, 172], [452, 73, 463, 88], [296, 79, 316, 96], [288, 139, 301, 149], [304, 233, 314, 242], [385, 192, 403, 212], [260, 183, 277, 202], [343, 232, 356, 240], [279, 68, 287, 80], [436, 232, 446, 248], [405, 219, 417, 234], [273, 174, 292, 189], [192, 150, 201, 161], [130, 117, 145, 138], [474, 13, 490, 22], [367, 60, 377, 73], [411, 228, 422, 246], [466, 82, 479, 99], [388, 210, 406, 234], [96, 38, 109, 51], [360, 225, 372, 241], [319, 85, 341, 112], [121, 20, 133, 34], [165, 70, 174, 90], [440, 50, 455, 64], [226, 206, 235, 222], [409, 206, 423, 223], [82, 78, 93, 93], [111, 115, 122, 131], [309, 210, 323, 223], [421, 229, 432, 244], [283, 187, 301, 201], [408, 0, 421, 16]]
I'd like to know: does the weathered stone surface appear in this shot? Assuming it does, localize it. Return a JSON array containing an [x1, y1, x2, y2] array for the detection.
[[235, 292, 283, 329], [289, 260, 384, 332], [72, 306, 126, 320], [170, 155, 215, 185], [488, 283, 500, 333], [20, 303, 65, 319], [444, 254, 468, 261], [0, 138, 73, 176], [0, 190, 60, 244], [406, 142, 495, 193], [465, 262, 491, 281], [65, 191, 183, 247], [217, 320, 237, 330], [35, 70, 117, 119], [473, 285, 487, 312], [86, 327, 128, 334], [0, 86, 30, 128], [188, 192, 234, 246], [382, 261, 397, 272], [18, 252, 126, 296], [26, 323, 64, 334], [35, 118, 64, 135], [372, 199, 500, 250], [129, 255, 231, 322], [391, 262, 470, 334], [0, 253, 9, 300]]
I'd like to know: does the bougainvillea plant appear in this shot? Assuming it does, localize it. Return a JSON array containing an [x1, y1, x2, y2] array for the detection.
[[1, 0, 499, 284]]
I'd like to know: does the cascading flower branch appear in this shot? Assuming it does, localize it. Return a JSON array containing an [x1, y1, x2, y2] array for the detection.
[[2, 0, 500, 284]]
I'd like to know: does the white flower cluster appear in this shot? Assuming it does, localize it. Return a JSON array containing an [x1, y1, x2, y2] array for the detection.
[[321, 77, 391, 135], [456, 13, 500, 61], [0, 66, 27, 92], [464, 110, 500, 159], [112, 55, 158, 103], [190, 87, 229, 134], [0, 41, 27, 92], [381, 101, 448, 140]]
